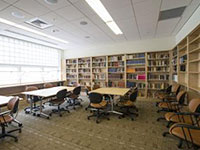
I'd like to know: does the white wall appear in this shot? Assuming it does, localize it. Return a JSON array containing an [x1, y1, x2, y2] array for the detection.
[[176, 5, 200, 44], [64, 36, 175, 58]]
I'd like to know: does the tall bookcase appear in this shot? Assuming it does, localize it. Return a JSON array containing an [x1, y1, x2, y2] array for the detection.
[[171, 47, 178, 83], [147, 51, 170, 97], [66, 59, 77, 85]]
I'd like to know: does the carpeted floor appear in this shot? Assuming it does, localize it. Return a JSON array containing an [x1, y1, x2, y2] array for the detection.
[[0, 96, 185, 150]]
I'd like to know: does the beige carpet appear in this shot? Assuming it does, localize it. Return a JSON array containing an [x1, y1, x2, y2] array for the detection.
[[0, 96, 184, 150]]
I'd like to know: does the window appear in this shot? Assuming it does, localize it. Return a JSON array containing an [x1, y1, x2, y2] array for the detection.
[[0, 35, 61, 86]]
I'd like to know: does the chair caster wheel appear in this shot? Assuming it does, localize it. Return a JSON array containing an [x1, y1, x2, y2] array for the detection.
[[87, 116, 90, 120], [118, 116, 122, 119], [131, 118, 134, 121], [162, 132, 169, 137], [96, 120, 100, 124], [37, 114, 40, 117], [85, 108, 88, 111], [33, 113, 36, 116], [68, 111, 70, 113], [107, 118, 110, 121], [73, 107, 76, 110], [47, 117, 50, 119], [59, 114, 62, 117], [18, 124, 23, 127], [19, 129, 22, 133], [49, 114, 52, 116]]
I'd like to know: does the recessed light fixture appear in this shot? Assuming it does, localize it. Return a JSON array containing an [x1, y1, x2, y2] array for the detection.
[[0, 18, 69, 44], [11, 12, 25, 19], [85, 36, 90, 39], [52, 29, 59, 33], [85, 0, 123, 35], [80, 21, 88, 25], [44, 0, 58, 5]]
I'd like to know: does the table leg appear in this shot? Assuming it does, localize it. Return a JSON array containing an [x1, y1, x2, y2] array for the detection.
[[107, 95, 123, 115], [37, 98, 49, 119]]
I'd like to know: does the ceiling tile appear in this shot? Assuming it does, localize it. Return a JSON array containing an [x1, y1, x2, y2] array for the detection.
[[132, 0, 148, 4], [55, 5, 84, 21], [39, 12, 66, 26], [161, 0, 192, 11], [35, 0, 70, 11], [2, 0, 18, 4], [156, 18, 180, 37], [14, 0, 51, 16], [101, 0, 131, 10], [0, 1, 9, 11], [68, 0, 80, 3], [0, 6, 34, 24]]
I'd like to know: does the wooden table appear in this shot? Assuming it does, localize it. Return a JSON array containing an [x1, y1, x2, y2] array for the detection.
[[22, 86, 75, 119], [90, 87, 130, 115]]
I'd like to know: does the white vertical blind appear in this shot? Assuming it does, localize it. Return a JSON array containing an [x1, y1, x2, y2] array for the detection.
[[0, 35, 61, 86]]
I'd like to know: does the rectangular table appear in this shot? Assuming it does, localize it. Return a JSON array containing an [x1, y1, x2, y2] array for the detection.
[[0, 96, 14, 108], [22, 86, 75, 118], [90, 87, 130, 115]]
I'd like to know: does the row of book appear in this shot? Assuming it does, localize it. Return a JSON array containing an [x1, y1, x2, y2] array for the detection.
[[92, 58, 106, 63], [108, 56, 125, 62], [93, 74, 106, 80], [126, 53, 145, 59], [108, 80, 125, 88], [148, 74, 169, 80], [108, 74, 123, 79], [147, 53, 169, 59], [148, 83, 169, 89], [92, 81, 106, 87], [66, 75, 77, 79], [66, 59, 76, 64], [66, 69, 76, 73], [78, 68, 90, 73], [108, 62, 124, 67], [127, 67, 145, 73], [171, 58, 177, 65], [78, 64, 90, 68], [148, 67, 169, 72], [180, 65, 186, 71], [180, 55, 187, 64], [126, 82, 146, 89], [108, 68, 124, 73], [127, 59, 145, 65], [92, 62, 106, 68], [79, 75, 90, 79], [148, 60, 169, 66], [92, 68, 105, 73], [127, 74, 146, 80], [78, 59, 90, 64]]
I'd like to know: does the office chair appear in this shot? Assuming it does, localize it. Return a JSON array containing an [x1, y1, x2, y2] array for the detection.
[[24, 86, 40, 115], [49, 89, 70, 117], [0, 97, 22, 142], [162, 98, 200, 136], [157, 91, 187, 121], [68, 86, 82, 109], [169, 123, 200, 149], [85, 86, 91, 111], [156, 84, 181, 108], [44, 83, 54, 88], [117, 89, 139, 121], [87, 92, 109, 124]]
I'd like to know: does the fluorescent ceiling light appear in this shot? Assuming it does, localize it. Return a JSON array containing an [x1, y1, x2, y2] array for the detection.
[[0, 18, 69, 44], [85, 0, 123, 35]]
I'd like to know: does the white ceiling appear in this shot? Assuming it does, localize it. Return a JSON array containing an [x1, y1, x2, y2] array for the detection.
[[0, 0, 199, 50]]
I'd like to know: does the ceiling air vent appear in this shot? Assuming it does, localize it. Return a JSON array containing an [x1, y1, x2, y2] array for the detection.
[[25, 17, 53, 29], [159, 6, 186, 21]]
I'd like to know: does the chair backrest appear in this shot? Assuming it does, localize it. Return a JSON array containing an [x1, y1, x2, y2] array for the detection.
[[89, 92, 103, 104], [56, 89, 67, 101], [176, 91, 186, 105], [7, 97, 19, 114], [73, 86, 81, 95], [25, 86, 38, 91], [189, 98, 200, 113], [44, 83, 54, 88], [173, 84, 181, 96], [130, 90, 138, 102], [166, 85, 172, 94]]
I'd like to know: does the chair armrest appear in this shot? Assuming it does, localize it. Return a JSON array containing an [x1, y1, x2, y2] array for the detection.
[[173, 123, 200, 130], [175, 112, 200, 116], [0, 110, 10, 116]]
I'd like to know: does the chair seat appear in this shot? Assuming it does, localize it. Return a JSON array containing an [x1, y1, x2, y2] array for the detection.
[[118, 100, 134, 107], [170, 124, 200, 146], [69, 94, 78, 99], [158, 102, 177, 110], [0, 115, 13, 124], [90, 100, 107, 108], [49, 99, 65, 105], [165, 112, 193, 124]]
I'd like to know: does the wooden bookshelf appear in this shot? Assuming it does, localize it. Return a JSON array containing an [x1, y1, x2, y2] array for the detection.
[[108, 54, 125, 88], [147, 51, 170, 97], [126, 53, 146, 97], [188, 24, 200, 93], [78, 57, 91, 88], [171, 47, 178, 83], [66, 58, 77, 85]]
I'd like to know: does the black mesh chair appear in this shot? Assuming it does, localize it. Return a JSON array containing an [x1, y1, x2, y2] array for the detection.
[[117, 89, 139, 121], [68, 86, 82, 109], [49, 89, 70, 117], [0, 97, 22, 142], [87, 92, 109, 124]]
